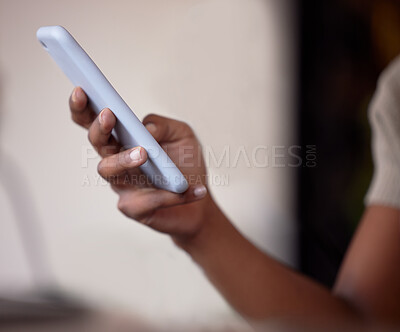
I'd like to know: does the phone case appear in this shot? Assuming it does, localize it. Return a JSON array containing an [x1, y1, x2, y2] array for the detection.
[[37, 26, 188, 193]]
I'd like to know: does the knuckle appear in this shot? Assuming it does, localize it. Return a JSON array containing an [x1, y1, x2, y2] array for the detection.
[[87, 127, 97, 147], [87, 129, 93, 144], [71, 113, 82, 126], [97, 157, 121, 182], [117, 196, 134, 215], [176, 120, 194, 137], [117, 193, 156, 222], [97, 160, 106, 177], [117, 198, 127, 213], [143, 113, 158, 123], [139, 215, 155, 227], [117, 198, 140, 220], [181, 122, 193, 134]]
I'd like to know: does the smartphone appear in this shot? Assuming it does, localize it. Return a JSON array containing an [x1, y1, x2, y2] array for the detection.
[[37, 26, 188, 194]]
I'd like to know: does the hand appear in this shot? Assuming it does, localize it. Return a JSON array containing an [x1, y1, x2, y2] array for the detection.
[[69, 87, 215, 240]]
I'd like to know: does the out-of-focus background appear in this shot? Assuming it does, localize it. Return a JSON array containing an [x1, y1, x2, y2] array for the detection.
[[299, 0, 400, 287], [1, 0, 400, 330], [0, 0, 296, 330]]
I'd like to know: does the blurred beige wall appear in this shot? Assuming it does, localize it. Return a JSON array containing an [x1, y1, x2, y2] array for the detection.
[[0, 0, 296, 328]]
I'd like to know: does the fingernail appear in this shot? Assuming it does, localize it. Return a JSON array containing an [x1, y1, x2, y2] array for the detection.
[[129, 147, 142, 163], [72, 88, 84, 104], [75, 87, 85, 100], [71, 88, 78, 103], [145, 123, 157, 135], [99, 109, 105, 125], [193, 185, 207, 198]]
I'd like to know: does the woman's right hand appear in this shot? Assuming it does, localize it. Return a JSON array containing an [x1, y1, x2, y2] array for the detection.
[[69, 87, 219, 242]]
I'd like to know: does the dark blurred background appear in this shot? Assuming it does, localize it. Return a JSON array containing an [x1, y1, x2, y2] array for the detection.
[[298, 0, 400, 287]]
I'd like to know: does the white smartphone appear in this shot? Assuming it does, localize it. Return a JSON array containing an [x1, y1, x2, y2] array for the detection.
[[37, 26, 188, 194]]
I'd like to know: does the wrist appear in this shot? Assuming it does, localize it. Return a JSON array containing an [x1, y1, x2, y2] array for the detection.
[[172, 195, 230, 257]]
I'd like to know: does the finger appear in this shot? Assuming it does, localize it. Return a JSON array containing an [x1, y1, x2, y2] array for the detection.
[[88, 108, 121, 157], [142, 114, 194, 143], [97, 146, 147, 179], [117, 184, 207, 221], [69, 87, 97, 129], [107, 171, 148, 189]]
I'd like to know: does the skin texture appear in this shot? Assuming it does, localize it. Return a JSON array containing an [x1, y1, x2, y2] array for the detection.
[[69, 86, 400, 328]]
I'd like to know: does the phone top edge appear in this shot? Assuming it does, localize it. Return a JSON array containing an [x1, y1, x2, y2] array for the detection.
[[36, 26, 189, 193], [37, 25, 69, 39]]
